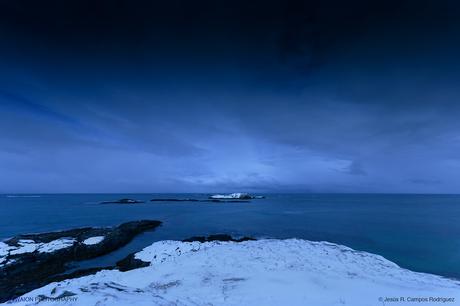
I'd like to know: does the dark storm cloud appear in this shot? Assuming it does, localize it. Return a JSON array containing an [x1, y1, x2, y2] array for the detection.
[[0, 0, 459, 193]]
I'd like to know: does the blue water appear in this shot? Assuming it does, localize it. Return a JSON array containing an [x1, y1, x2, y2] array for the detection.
[[1, 194, 459, 278]]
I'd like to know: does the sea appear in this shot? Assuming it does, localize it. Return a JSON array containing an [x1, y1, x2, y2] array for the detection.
[[1, 193, 459, 279]]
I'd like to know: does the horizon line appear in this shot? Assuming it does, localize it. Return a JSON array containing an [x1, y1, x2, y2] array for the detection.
[[2, 192, 460, 196]]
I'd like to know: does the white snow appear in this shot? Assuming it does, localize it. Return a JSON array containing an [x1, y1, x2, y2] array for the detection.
[[0, 242, 13, 257], [0, 242, 14, 266], [38, 238, 76, 253], [82, 236, 105, 245], [0, 238, 76, 261], [9, 240, 39, 255], [4, 239, 460, 306]]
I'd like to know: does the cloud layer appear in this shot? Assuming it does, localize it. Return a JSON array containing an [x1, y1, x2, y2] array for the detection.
[[0, 0, 459, 193]]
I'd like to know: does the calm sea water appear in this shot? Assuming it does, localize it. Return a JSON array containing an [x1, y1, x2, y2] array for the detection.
[[1, 194, 459, 278]]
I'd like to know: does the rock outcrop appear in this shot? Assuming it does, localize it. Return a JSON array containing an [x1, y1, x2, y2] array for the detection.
[[100, 198, 145, 204], [209, 193, 265, 200], [150, 198, 250, 203], [0, 220, 161, 302]]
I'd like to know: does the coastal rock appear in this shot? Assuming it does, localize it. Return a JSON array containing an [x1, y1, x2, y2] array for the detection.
[[150, 198, 250, 203], [206, 199, 251, 203], [0, 220, 161, 303], [116, 253, 150, 272], [100, 198, 144, 204], [209, 193, 264, 200]]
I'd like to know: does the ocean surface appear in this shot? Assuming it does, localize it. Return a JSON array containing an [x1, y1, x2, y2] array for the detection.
[[1, 193, 459, 279]]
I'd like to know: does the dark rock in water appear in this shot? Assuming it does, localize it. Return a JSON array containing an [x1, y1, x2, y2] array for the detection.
[[204, 199, 251, 203], [150, 198, 250, 203], [0, 220, 161, 303], [116, 252, 150, 272], [209, 193, 265, 200], [236, 194, 252, 200], [100, 198, 144, 204], [182, 234, 256, 243]]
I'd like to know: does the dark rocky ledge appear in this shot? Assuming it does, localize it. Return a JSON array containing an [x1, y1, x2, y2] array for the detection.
[[116, 253, 150, 272], [209, 193, 265, 200], [207, 199, 251, 203], [150, 198, 250, 203], [0, 220, 161, 303], [100, 198, 145, 204]]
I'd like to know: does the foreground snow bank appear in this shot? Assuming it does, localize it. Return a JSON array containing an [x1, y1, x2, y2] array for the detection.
[[5, 239, 460, 306]]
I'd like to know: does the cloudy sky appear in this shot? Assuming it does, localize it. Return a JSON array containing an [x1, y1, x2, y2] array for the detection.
[[0, 0, 459, 193]]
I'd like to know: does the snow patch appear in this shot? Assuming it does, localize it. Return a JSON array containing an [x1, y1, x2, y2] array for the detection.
[[38, 238, 76, 253], [9, 240, 39, 255], [1, 238, 76, 259], [82, 236, 105, 246], [0, 242, 15, 267], [135, 240, 202, 263], [5, 239, 460, 306], [0, 242, 13, 257]]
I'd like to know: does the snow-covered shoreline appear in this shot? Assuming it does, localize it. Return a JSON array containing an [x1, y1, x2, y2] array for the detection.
[[4, 239, 459, 306], [0, 238, 78, 266], [0, 220, 162, 303]]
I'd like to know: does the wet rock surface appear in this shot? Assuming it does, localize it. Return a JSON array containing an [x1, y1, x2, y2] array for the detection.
[[100, 198, 145, 204]]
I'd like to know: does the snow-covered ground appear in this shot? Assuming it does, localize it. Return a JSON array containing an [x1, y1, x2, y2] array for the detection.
[[0, 242, 13, 265], [3, 239, 459, 306], [0, 238, 76, 266], [82, 236, 105, 245], [1, 235, 107, 266]]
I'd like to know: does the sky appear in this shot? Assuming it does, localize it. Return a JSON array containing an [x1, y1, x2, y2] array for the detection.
[[0, 0, 460, 193]]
